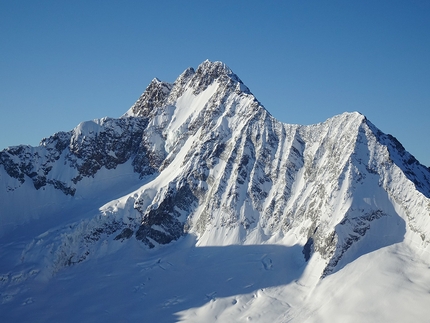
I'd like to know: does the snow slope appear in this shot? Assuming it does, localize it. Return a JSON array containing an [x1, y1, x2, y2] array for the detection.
[[1, 60, 430, 322]]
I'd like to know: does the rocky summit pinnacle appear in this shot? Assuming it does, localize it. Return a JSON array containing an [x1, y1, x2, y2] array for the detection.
[[1, 61, 430, 322], [125, 60, 250, 119]]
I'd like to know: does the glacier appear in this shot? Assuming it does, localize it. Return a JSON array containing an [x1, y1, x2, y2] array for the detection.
[[1, 60, 430, 322]]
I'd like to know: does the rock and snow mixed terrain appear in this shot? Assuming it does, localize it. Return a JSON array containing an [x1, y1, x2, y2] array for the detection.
[[1, 60, 430, 322]]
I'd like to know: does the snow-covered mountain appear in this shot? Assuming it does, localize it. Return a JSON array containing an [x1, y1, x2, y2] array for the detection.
[[1, 60, 430, 322]]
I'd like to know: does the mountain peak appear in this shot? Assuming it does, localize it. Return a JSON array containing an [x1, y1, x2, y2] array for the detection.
[[327, 111, 366, 123], [185, 60, 245, 95], [196, 60, 233, 77], [124, 77, 173, 118], [124, 60, 251, 119], [3, 61, 430, 322]]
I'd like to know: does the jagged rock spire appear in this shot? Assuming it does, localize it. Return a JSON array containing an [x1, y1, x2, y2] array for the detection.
[[126, 78, 173, 118], [124, 60, 249, 118]]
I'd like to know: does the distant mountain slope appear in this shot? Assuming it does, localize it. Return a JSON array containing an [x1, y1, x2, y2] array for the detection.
[[1, 60, 430, 322]]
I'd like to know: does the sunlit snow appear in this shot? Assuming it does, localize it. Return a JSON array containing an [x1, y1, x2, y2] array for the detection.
[[1, 61, 430, 322]]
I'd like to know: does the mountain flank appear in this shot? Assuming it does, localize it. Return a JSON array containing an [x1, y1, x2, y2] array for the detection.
[[1, 60, 430, 322]]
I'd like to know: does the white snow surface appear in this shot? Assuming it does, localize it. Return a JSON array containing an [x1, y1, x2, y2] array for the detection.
[[1, 60, 430, 322]]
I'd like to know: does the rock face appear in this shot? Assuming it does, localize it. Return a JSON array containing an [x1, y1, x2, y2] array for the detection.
[[0, 117, 152, 194], [1, 60, 430, 278]]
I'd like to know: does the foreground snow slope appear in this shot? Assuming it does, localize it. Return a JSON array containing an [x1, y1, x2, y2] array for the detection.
[[1, 60, 430, 322], [2, 235, 430, 323]]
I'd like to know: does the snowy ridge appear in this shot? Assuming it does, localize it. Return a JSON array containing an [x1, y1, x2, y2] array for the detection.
[[1, 60, 430, 322], [0, 116, 152, 230]]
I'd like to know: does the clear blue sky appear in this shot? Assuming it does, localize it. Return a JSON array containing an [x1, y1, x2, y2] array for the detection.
[[1, 1, 429, 165]]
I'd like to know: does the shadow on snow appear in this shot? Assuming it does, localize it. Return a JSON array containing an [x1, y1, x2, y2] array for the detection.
[[1, 236, 306, 323]]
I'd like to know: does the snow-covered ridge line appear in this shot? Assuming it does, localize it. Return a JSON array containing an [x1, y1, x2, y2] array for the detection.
[[2, 60, 430, 322], [1, 59, 430, 279]]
